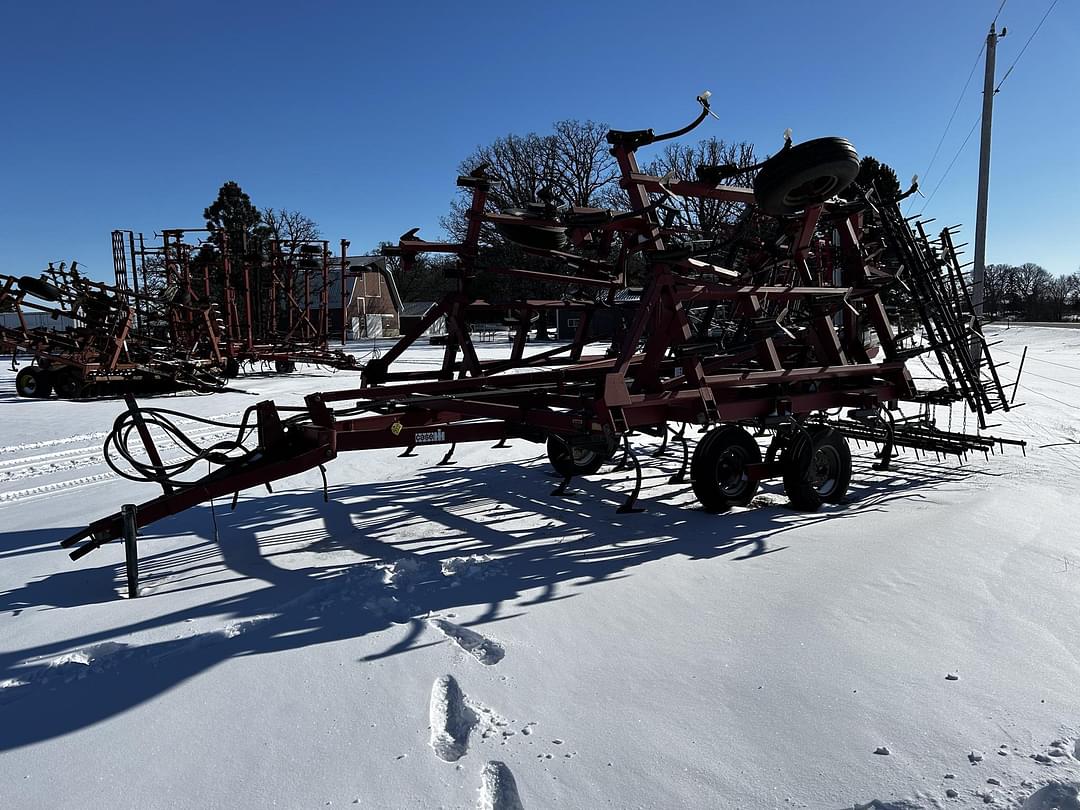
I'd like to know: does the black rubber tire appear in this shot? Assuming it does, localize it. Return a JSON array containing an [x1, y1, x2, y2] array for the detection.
[[781, 426, 852, 511], [275, 360, 296, 374], [495, 209, 569, 251], [753, 137, 860, 215], [691, 426, 762, 513], [546, 436, 606, 478], [15, 367, 52, 398], [17, 275, 62, 302], [223, 358, 241, 378], [52, 369, 82, 399]]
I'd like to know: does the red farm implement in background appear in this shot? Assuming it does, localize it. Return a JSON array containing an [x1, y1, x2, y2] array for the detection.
[[1, 260, 229, 398], [5, 228, 364, 399], [59, 94, 1024, 569], [110, 229, 361, 376]]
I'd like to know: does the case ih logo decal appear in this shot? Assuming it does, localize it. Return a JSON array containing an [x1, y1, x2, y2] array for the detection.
[[415, 429, 446, 444]]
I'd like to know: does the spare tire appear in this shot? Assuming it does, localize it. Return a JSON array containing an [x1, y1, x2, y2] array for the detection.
[[494, 208, 568, 251], [18, 275, 62, 302], [752, 137, 860, 215]]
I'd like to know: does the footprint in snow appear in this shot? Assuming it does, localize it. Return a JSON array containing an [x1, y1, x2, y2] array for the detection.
[[479, 761, 525, 810], [428, 618, 504, 665], [429, 674, 476, 763], [1020, 781, 1080, 810]]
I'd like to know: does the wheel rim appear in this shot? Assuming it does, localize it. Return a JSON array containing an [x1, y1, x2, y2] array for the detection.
[[783, 174, 840, 207], [56, 375, 77, 396], [809, 444, 841, 497], [714, 446, 750, 497], [570, 447, 598, 469], [21, 374, 38, 395]]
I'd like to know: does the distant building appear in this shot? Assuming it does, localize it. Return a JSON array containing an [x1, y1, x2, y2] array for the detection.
[[554, 288, 641, 341], [344, 256, 403, 339], [0, 312, 75, 331], [298, 256, 403, 340], [399, 301, 447, 339]]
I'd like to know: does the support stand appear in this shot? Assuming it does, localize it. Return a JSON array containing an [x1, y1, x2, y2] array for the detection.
[[121, 503, 139, 599]]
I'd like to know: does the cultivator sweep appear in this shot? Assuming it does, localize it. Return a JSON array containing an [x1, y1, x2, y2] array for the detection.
[[60, 94, 1024, 562]]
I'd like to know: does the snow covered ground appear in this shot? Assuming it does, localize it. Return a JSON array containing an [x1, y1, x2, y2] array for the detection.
[[1, 326, 1079, 809]]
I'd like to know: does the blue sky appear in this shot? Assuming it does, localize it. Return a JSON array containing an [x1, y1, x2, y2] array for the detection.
[[1, 0, 1075, 282]]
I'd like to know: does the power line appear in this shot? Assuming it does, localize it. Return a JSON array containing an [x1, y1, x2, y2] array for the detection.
[[992, 0, 1008, 27], [917, 112, 981, 214], [995, 0, 1060, 91], [906, 41, 986, 214], [909, 0, 1057, 216]]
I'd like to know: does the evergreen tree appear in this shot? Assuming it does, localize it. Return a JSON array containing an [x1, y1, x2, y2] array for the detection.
[[204, 181, 262, 256], [848, 156, 902, 201]]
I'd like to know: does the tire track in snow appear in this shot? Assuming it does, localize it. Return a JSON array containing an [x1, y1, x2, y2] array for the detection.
[[0, 421, 240, 502], [0, 409, 242, 458], [0, 430, 110, 457], [0, 473, 117, 504]]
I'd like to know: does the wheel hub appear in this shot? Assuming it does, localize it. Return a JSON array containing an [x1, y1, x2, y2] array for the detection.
[[784, 175, 839, 207], [716, 448, 749, 495], [810, 445, 840, 496]]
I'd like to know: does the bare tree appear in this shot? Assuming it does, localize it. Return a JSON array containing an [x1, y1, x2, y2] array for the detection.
[[441, 120, 619, 242], [983, 263, 1012, 318], [259, 208, 321, 244], [549, 120, 619, 207], [641, 137, 757, 238]]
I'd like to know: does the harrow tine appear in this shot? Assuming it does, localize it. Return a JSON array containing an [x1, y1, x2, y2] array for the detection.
[[668, 429, 690, 485], [437, 443, 458, 466], [616, 444, 645, 514], [550, 474, 574, 497]]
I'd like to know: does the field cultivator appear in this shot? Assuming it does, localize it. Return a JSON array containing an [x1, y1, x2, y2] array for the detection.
[[60, 94, 1025, 567], [6, 228, 365, 399], [112, 229, 362, 376], [2, 263, 229, 399]]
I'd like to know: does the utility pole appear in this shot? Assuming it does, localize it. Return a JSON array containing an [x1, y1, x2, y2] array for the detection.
[[971, 21, 1006, 367]]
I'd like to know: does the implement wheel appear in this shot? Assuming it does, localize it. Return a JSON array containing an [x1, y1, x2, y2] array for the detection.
[[781, 426, 852, 511], [546, 436, 606, 478], [691, 426, 762, 512], [753, 137, 860, 215], [17, 275, 62, 302], [15, 367, 52, 398], [275, 359, 296, 374], [52, 369, 82, 399]]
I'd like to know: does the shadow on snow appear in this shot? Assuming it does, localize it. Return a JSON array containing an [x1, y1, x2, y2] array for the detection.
[[0, 442, 999, 751]]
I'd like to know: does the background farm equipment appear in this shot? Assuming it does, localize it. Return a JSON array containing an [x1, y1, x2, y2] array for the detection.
[[2, 262, 229, 398], [60, 94, 1025, 566], [111, 228, 362, 375], [5, 226, 368, 399]]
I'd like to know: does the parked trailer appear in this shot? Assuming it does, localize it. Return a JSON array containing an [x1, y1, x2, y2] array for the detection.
[[60, 96, 1022, 565]]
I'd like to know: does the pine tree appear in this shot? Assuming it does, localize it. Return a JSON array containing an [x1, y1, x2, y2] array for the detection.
[[204, 181, 262, 256]]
